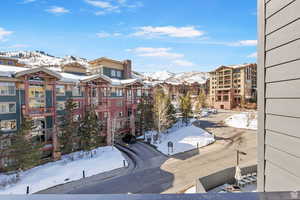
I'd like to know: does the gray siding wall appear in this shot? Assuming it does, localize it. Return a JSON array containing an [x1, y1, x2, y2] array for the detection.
[[258, 0, 300, 192]]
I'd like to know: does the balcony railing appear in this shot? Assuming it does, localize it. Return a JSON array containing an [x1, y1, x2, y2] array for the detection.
[[23, 107, 55, 117]]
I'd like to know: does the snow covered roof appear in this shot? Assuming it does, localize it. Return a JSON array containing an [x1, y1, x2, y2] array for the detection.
[[0, 64, 143, 86], [15, 67, 62, 79], [0, 65, 29, 77]]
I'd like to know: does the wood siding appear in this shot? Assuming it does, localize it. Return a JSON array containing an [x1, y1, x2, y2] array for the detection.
[[258, 0, 300, 192]]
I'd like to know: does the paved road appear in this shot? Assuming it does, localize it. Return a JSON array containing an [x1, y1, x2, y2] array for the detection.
[[40, 111, 257, 194], [40, 142, 170, 194]]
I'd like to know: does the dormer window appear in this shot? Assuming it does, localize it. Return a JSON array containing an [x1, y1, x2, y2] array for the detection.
[[111, 70, 116, 77], [117, 71, 121, 78]]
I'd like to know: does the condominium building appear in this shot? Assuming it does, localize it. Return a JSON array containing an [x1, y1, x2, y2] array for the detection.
[[209, 63, 257, 110], [0, 57, 147, 169]]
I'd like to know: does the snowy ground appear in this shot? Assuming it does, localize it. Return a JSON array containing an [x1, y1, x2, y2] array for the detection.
[[0, 146, 126, 194], [145, 119, 215, 155], [225, 112, 257, 130], [184, 186, 196, 193]]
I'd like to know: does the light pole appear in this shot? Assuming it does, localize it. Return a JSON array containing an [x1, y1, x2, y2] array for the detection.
[[236, 150, 247, 166]]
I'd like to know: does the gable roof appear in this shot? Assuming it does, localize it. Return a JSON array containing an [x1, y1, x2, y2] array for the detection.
[[15, 67, 62, 80], [81, 74, 112, 83], [89, 57, 123, 65]]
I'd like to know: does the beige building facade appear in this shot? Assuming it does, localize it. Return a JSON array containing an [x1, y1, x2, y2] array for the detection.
[[209, 64, 257, 110]]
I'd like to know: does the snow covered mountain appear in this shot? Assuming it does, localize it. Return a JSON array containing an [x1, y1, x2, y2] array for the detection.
[[0, 50, 209, 84], [0, 51, 89, 68], [142, 71, 175, 81], [168, 71, 209, 84], [142, 70, 209, 84]]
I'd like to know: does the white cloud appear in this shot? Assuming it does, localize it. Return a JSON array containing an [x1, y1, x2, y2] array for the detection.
[[230, 40, 257, 46], [132, 26, 204, 38], [85, 0, 141, 15], [173, 59, 195, 67], [8, 44, 29, 48], [247, 52, 257, 58], [23, 0, 36, 3], [85, 0, 117, 9], [96, 32, 122, 38], [46, 6, 70, 14], [127, 47, 184, 59], [0, 27, 13, 42]]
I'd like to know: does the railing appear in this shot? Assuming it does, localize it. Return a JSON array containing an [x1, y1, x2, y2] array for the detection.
[[23, 107, 55, 116]]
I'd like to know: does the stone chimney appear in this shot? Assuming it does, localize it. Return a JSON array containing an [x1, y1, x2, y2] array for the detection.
[[123, 60, 132, 79]]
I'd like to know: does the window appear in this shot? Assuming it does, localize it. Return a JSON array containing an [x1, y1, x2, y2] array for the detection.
[[137, 89, 142, 97], [117, 101, 123, 107], [103, 112, 108, 119], [56, 85, 65, 96], [223, 96, 229, 102], [0, 120, 17, 131], [7, 61, 14, 65], [0, 60, 3, 65], [29, 85, 45, 108], [117, 89, 123, 97], [119, 112, 123, 117], [0, 103, 16, 114], [56, 101, 65, 111], [111, 70, 116, 77], [92, 87, 97, 98], [0, 82, 16, 96], [72, 86, 81, 96], [116, 71, 121, 78]]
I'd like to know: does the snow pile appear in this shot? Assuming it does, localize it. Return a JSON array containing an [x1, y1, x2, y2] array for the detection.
[[146, 119, 215, 155], [225, 112, 257, 130], [185, 186, 196, 194], [0, 146, 126, 194], [0, 51, 89, 68]]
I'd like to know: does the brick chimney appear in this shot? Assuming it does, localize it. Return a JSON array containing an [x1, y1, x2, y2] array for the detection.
[[123, 60, 132, 79]]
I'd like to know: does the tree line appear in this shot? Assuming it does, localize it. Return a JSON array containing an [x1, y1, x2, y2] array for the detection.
[[136, 87, 207, 141], [0, 99, 106, 172]]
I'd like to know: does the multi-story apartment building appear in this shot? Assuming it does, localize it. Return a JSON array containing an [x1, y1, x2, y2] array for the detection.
[[0, 57, 147, 169], [209, 63, 257, 110], [0, 56, 25, 67]]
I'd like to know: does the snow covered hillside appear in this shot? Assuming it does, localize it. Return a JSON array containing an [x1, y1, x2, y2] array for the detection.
[[168, 71, 209, 84], [142, 70, 209, 84], [0, 51, 89, 67], [142, 70, 175, 81], [145, 119, 215, 155], [0, 146, 127, 194], [225, 112, 257, 130]]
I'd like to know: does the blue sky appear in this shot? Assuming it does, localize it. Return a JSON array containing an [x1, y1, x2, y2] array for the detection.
[[0, 0, 257, 72]]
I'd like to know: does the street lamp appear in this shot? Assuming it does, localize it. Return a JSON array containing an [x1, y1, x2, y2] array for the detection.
[[236, 150, 247, 166]]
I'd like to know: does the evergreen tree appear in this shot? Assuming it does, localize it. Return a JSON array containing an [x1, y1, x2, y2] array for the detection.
[[78, 109, 101, 151], [8, 117, 41, 171], [166, 97, 177, 128], [137, 96, 154, 136], [180, 92, 192, 125], [58, 99, 77, 154]]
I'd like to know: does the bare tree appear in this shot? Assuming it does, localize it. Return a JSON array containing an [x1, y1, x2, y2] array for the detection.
[[153, 88, 170, 142]]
